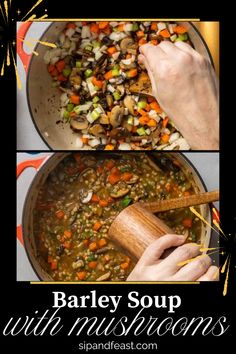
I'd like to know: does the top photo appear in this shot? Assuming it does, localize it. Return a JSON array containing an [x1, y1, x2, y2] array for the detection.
[[17, 20, 219, 151]]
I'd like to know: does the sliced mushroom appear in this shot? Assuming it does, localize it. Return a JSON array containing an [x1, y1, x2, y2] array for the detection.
[[96, 271, 111, 281], [106, 94, 113, 108], [122, 120, 133, 132], [120, 37, 135, 53], [99, 114, 110, 125], [70, 116, 88, 130], [69, 68, 82, 87], [124, 95, 135, 115], [110, 106, 124, 128], [117, 84, 125, 97], [109, 127, 129, 139], [96, 246, 111, 254], [126, 174, 139, 184], [72, 259, 85, 269], [89, 124, 106, 137], [80, 189, 93, 204], [82, 156, 97, 167], [110, 182, 130, 198]]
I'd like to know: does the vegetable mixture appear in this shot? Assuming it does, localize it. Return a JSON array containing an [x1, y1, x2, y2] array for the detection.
[[33, 153, 202, 281], [44, 21, 192, 150]]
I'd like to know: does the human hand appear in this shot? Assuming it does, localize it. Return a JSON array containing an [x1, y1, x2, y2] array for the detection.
[[127, 234, 219, 281], [139, 42, 219, 150]]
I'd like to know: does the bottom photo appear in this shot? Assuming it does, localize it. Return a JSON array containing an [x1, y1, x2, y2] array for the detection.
[[17, 152, 219, 282]]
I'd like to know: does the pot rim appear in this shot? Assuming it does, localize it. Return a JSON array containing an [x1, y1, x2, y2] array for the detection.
[[25, 21, 214, 150], [21, 151, 212, 282]]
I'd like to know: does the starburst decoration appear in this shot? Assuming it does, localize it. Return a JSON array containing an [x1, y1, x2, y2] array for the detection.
[[180, 206, 235, 296], [0, 0, 49, 89]]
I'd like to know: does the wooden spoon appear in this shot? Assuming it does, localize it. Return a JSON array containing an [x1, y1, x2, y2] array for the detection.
[[108, 190, 219, 260]]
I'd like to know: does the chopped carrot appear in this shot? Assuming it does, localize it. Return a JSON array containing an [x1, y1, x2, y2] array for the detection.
[[121, 172, 133, 181], [73, 153, 81, 162], [70, 95, 80, 105], [138, 38, 147, 45], [104, 70, 113, 81], [59, 236, 65, 243], [108, 173, 121, 185], [63, 241, 71, 249], [98, 238, 107, 248], [88, 261, 97, 269], [99, 200, 109, 207], [93, 221, 102, 231], [144, 104, 150, 111], [139, 116, 150, 125], [92, 194, 100, 202], [108, 196, 113, 203], [126, 53, 132, 59], [162, 117, 169, 128], [57, 74, 67, 81], [138, 108, 147, 116], [160, 29, 170, 38], [64, 230, 72, 239], [89, 242, 98, 251], [47, 256, 53, 264], [99, 21, 109, 29], [66, 23, 76, 29], [137, 30, 145, 38], [48, 64, 55, 73], [105, 160, 115, 170], [151, 22, 158, 31], [82, 21, 87, 26], [117, 24, 125, 31], [120, 262, 129, 270], [92, 77, 103, 89], [77, 271, 87, 280], [50, 68, 58, 77], [132, 126, 137, 133], [147, 119, 157, 127], [147, 96, 155, 103], [107, 46, 117, 55], [55, 60, 66, 73], [161, 134, 170, 143], [69, 112, 77, 118], [174, 25, 188, 34], [182, 218, 193, 228], [55, 210, 65, 219], [90, 23, 100, 33], [104, 144, 115, 150], [127, 68, 138, 78], [102, 26, 111, 35], [82, 137, 89, 144], [151, 39, 158, 45], [150, 101, 162, 113], [83, 239, 89, 246], [50, 260, 58, 270], [184, 191, 191, 197]]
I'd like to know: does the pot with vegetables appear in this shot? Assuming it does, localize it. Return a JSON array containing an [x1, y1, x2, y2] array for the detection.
[[17, 21, 213, 150], [19, 152, 211, 281]]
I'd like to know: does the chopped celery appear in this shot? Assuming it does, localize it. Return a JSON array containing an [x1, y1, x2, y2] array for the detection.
[[127, 116, 134, 125], [85, 45, 93, 51], [137, 100, 147, 109], [113, 91, 121, 101], [93, 103, 98, 108], [76, 61, 82, 68], [137, 127, 146, 136], [112, 66, 120, 77], [85, 69, 93, 78], [91, 109, 101, 120], [176, 33, 188, 41], [92, 96, 100, 103], [63, 110, 70, 119], [67, 103, 74, 112], [51, 81, 59, 87], [62, 68, 71, 77], [92, 41, 101, 48], [132, 23, 139, 31]]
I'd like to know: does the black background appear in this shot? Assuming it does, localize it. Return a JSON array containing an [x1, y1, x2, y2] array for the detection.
[[1, 0, 235, 352]]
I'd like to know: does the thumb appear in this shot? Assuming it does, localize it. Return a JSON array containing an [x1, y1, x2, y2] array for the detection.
[[140, 234, 186, 265], [138, 54, 158, 98]]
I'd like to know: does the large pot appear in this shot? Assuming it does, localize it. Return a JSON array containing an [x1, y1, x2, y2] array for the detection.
[[17, 21, 214, 150], [17, 152, 212, 281]]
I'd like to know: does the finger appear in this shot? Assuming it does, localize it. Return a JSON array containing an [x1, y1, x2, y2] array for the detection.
[[172, 254, 212, 281], [174, 41, 199, 56], [160, 243, 201, 273], [140, 234, 186, 265], [197, 266, 219, 281], [158, 41, 183, 55], [140, 43, 166, 69]]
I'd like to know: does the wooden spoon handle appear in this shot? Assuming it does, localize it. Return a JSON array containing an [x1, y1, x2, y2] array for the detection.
[[143, 190, 219, 214]]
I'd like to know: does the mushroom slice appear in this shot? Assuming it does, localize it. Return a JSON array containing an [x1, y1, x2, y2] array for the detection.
[[110, 106, 124, 128], [80, 189, 93, 204], [70, 115, 88, 130], [72, 259, 85, 269], [82, 156, 97, 167], [96, 271, 111, 281], [106, 94, 113, 108], [126, 174, 139, 184], [120, 37, 135, 53], [99, 114, 110, 125], [89, 124, 106, 137], [124, 95, 135, 115], [110, 182, 130, 198]]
